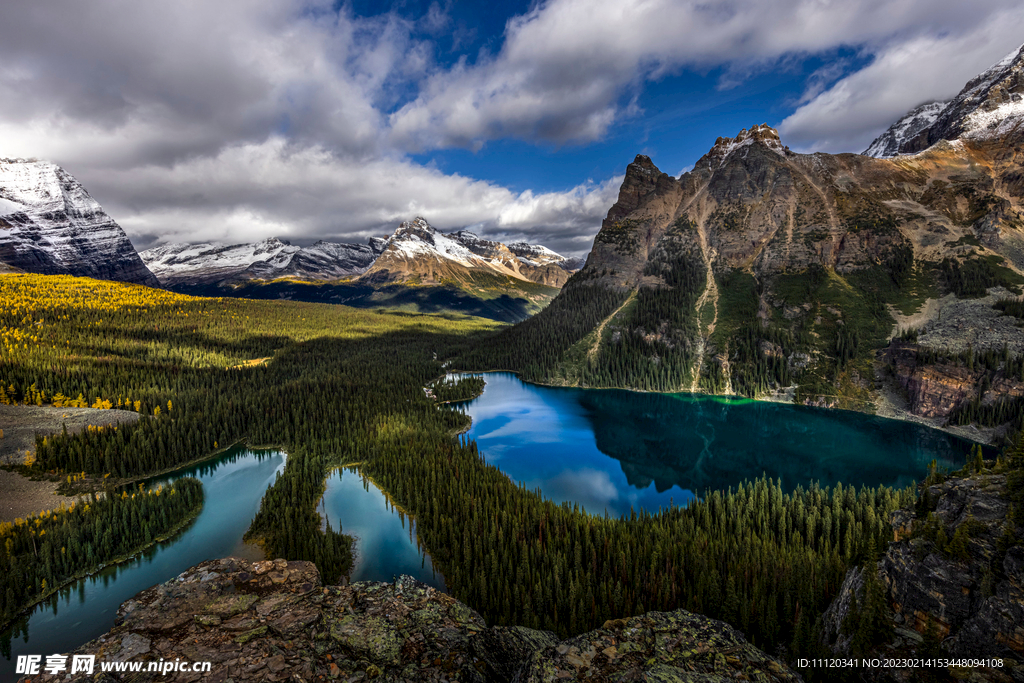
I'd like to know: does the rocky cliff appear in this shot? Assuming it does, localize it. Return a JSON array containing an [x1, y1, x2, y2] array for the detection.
[[511, 48, 1024, 424], [0, 159, 158, 286], [21, 557, 800, 682], [821, 461, 1024, 681], [886, 342, 1024, 422]]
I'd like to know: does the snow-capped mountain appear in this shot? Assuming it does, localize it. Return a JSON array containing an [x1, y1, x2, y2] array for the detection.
[[141, 237, 382, 286], [0, 158, 158, 285], [864, 42, 1024, 157], [508, 241, 568, 266], [362, 217, 580, 288], [862, 101, 948, 158], [142, 217, 582, 289]]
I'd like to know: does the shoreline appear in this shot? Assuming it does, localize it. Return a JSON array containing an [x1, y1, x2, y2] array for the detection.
[[0, 498, 204, 635], [447, 368, 998, 446], [0, 404, 143, 523]]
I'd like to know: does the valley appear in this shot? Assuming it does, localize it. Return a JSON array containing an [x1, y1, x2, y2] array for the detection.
[[2, 41, 1024, 683]]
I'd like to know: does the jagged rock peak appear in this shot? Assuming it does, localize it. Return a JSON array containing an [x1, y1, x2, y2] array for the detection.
[[397, 216, 436, 234], [606, 155, 672, 224], [629, 154, 658, 172], [705, 123, 785, 167]]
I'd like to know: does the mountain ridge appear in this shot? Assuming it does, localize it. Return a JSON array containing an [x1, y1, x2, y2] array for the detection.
[[141, 236, 383, 286], [864, 42, 1024, 157], [142, 217, 582, 291]]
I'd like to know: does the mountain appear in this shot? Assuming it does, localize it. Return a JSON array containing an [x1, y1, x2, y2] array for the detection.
[[141, 237, 383, 286], [0, 158, 158, 286], [864, 42, 1024, 157], [862, 100, 949, 158], [362, 217, 578, 288], [144, 217, 581, 323], [143, 217, 580, 290], [469, 49, 1024, 429]]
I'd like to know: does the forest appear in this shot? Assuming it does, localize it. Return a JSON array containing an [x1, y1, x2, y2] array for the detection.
[[0, 272, 1014, 678], [0, 477, 203, 634]]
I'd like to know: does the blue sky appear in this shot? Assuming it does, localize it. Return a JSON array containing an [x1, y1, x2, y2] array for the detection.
[[412, 51, 873, 194], [1, 0, 1023, 255]]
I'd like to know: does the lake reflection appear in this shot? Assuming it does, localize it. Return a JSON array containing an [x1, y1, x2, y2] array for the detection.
[[461, 373, 986, 518], [319, 468, 445, 591], [1, 448, 285, 682]]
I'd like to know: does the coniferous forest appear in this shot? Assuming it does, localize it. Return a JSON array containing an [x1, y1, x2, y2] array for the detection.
[[0, 477, 203, 630], [1, 272, 1017, 675]]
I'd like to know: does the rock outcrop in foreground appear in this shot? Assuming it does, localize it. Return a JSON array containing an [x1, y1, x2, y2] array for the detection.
[[23, 558, 800, 682], [822, 466, 1024, 681]]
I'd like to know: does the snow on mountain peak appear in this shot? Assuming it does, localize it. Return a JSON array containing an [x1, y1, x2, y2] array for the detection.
[[704, 124, 785, 168], [140, 237, 378, 285], [863, 101, 949, 158], [140, 215, 576, 289], [0, 158, 158, 285], [865, 42, 1024, 157]]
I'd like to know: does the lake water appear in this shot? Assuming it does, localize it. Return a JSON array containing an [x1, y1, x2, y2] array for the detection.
[[1, 449, 443, 682], [319, 468, 445, 590], [460, 372, 986, 518]]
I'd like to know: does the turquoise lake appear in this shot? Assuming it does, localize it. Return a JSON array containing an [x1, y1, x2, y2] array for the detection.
[[1, 448, 441, 683], [459, 372, 986, 518]]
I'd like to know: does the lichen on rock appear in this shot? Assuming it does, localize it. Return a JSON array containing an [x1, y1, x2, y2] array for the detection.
[[21, 558, 800, 682]]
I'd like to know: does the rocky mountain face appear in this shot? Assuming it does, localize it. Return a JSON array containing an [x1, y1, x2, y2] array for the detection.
[[361, 217, 579, 288], [29, 557, 800, 683], [0, 158, 158, 286], [511, 49, 1024, 427], [141, 237, 384, 286], [821, 459, 1024, 681], [865, 43, 1024, 157], [886, 342, 1024, 421]]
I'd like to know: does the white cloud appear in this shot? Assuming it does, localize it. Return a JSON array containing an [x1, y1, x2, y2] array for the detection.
[[778, 10, 1024, 153], [2, 0, 1024, 255], [86, 137, 613, 256], [388, 0, 1024, 150]]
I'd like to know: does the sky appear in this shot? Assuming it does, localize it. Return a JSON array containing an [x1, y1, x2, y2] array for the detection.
[[1, 1, 1023, 257]]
